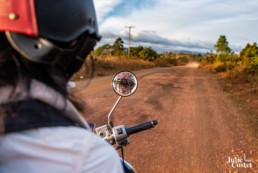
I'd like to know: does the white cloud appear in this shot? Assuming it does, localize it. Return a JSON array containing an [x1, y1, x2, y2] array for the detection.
[[93, 0, 122, 20], [94, 0, 258, 53]]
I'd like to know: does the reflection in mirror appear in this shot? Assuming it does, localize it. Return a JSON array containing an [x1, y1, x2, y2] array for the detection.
[[112, 71, 138, 97]]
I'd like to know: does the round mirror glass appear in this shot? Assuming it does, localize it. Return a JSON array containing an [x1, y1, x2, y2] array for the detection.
[[112, 71, 138, 97]]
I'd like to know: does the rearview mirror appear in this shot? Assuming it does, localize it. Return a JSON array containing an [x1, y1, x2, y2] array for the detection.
[[112, 71, 138, 97]]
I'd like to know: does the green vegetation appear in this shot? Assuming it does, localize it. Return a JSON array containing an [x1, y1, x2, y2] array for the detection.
[[113, 37, 124, 56], [76, 35, 257, 83], [72, 37, 198, 81], [87, 37, 193, 77], [201, 35, 258, 75], [201, 35, 258, 138], [214, 35, 231, 55], [93, 37, 159, 61]]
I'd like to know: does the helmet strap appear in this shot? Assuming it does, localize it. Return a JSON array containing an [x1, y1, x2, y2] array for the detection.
[[5, 31, 59, 64]]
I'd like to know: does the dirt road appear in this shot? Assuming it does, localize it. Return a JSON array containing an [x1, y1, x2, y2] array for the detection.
[[74, 63, 257, 173]]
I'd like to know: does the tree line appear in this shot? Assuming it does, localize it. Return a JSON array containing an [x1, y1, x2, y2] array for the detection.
[[94, 37, 158, 61], [202, 35, 258, 72], [93, 37, 196, 66], [93, 35, 258, 71]]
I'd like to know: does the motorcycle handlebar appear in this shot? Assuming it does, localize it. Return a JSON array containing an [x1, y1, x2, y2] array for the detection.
[[126, 120, 158, 136]]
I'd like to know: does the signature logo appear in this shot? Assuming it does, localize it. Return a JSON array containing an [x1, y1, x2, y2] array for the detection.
[[227, 154, 252, 169]]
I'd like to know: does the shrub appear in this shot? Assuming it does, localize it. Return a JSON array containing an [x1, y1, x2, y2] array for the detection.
[[155, 57, 177, 67], [250, 56, 258, 68], [212, 62, 226, 72]]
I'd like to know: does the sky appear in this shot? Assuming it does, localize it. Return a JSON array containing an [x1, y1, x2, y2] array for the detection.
[[93, 0, 258, 53]]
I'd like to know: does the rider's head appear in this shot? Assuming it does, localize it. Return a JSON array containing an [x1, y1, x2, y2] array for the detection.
[[0, 0, 100, 83], [0, 1, 100, 134]]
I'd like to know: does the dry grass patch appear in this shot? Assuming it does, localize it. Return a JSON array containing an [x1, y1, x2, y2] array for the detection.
[[218, 69, 258, 140], [72, 56, 155, 80]]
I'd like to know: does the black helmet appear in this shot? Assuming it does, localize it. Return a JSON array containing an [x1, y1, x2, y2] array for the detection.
[[0, 0, 100, 79]]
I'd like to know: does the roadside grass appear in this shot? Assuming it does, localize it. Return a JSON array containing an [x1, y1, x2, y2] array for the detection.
[[93, 56, 156, 76], [72, 54, 193, 81], [220, 68, 257, 138], [72, 55, 169, 80], [201, 63, 258, 141]]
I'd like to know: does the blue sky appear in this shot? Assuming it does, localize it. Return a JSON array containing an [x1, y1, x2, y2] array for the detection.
[[93, 0, 258, 53]]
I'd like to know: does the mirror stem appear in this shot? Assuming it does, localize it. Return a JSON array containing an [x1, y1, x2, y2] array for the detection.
[[107, 120, 114, 129], [108, 96, 122, 122]]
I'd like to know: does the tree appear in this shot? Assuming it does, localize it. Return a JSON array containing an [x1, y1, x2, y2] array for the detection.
[[113, 37, 124, 56], [240, 42, 258, 68], [94, 44, 113, 56], [138, 47, 158, 61], [240, 42, 258, 58], [214, 35, 231, 55], [130, 46, 144, 57]]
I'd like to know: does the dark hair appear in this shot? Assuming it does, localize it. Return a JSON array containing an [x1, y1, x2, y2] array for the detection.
[[0, 33, 85, 133], [0, 33, 67, 91]]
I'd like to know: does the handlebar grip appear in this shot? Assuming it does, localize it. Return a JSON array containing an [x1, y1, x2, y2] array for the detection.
[[126, 120, 158, 136]]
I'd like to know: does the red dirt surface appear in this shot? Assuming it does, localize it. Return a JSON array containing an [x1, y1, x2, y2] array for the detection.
[[74, 63, 257, 173]]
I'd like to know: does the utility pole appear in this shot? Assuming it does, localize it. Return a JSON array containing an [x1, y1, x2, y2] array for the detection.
[[125, 25, 135, 57]]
